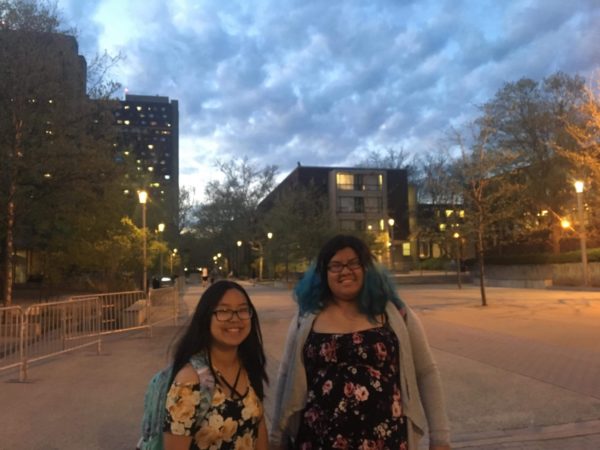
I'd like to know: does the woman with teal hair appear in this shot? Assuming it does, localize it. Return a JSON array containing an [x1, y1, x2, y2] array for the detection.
[[270, 234, 451, 450]]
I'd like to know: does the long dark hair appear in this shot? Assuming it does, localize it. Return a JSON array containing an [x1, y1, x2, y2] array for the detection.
[[294, 234, 404, 319], [170, 280, 268, 399]]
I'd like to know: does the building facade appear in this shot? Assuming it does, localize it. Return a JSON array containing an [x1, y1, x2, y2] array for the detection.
[[113, 94, 179, 237], [262, 165, 413, 269]]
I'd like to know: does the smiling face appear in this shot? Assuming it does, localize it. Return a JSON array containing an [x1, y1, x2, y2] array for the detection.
[[326, 247, 364, 303], [210, 288, 252, 351]]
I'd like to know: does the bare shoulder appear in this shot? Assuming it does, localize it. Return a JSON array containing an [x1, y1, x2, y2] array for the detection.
[[173, 364, 200, 384]]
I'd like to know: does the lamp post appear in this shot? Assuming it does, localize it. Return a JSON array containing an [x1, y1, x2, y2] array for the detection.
[[170, 248, 178, 275], [157, 223, 165, 278], [138, 190, 148, 292], [574, 181, 589, 286], [453, 232, 462, 289], [388, 218, 395, 271], [267, 232, 273, 279], [236, 240, 242, 276]]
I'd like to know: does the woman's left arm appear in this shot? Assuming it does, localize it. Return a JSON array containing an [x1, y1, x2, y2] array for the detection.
[[406, 309, 451, 449], [256, 416, 269, 450]]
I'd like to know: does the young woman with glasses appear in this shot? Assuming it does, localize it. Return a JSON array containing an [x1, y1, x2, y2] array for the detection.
[[163, 280, 268, 450], [270, 234, 451, 450]]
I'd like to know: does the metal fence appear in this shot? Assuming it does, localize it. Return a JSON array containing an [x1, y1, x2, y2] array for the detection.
[[0, 286, 179, 381]]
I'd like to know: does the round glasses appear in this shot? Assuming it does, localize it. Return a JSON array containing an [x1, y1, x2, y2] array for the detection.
[[327, 258, 362, 273], [212, 307, 253, 321]]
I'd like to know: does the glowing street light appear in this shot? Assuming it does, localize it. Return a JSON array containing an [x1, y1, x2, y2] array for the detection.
[[388, 218, 395, 271], [138, 190, 148, 292], [157, 223, 165, 277], [574, 181, 589, 286]]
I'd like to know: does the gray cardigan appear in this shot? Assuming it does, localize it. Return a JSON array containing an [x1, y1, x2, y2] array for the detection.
[[269, 302, 451, 449]]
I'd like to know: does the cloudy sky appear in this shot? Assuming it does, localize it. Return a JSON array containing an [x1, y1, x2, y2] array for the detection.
[[55, 0, 600, 200]]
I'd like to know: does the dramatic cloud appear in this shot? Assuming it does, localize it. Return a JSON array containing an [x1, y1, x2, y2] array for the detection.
[[57, 0, 600, 198]]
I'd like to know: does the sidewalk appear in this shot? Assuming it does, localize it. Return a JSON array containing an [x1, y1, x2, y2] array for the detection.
[[0, 282, 599, 449]]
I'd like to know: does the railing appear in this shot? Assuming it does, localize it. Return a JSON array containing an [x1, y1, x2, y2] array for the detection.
[[0, 287, 179, 381], [71, 290, 148, 335]]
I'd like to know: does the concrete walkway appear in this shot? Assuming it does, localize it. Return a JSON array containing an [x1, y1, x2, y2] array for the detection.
[[1, 282, 599, 449]]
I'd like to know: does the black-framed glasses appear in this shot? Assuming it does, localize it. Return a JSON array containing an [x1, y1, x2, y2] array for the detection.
[[212, 307, 253, 321], [327, 258, 362, 273]]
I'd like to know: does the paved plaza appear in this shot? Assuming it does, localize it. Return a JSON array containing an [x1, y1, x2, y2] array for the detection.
[[1, 281, 599, 449]]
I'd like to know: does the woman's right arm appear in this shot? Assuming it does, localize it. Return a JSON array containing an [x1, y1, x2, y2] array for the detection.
[[163, 365, 200, 450]]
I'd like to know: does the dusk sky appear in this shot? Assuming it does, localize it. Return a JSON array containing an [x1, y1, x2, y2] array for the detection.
[[55, 0, 600, 200]]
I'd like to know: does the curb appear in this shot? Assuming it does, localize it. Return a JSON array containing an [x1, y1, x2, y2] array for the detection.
[[451, 419, 600, 448]]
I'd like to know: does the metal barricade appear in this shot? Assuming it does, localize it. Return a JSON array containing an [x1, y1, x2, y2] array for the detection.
[[0, 306, 25, 377], [71, 290, 148, 336], [21, 298, 101, 381]]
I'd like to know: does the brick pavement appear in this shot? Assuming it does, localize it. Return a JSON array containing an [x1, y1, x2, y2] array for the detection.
[[1, 282, 600, 449]]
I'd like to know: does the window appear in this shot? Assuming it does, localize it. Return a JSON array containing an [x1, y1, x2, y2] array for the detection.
[[354, 174, 363, 191], [354, 197, 364, 213], [365, 197, 383, 212], [402, 243, 411, 257], [338, 197, 354, 212], [336, 173, 354, 190]]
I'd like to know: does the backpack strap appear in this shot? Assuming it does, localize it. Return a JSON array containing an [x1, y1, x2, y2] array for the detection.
[[188, 353, 216, 427]]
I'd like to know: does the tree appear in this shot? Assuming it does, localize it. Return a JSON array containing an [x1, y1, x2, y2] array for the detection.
[[0, 0, 124, 304], [194, 157, 277, 271], [481, 72, 587, 253], [558, 79, 600, 242], [356, 147, 418, 183], [260, 182, 335, 279], [452, 121, 521, 306]]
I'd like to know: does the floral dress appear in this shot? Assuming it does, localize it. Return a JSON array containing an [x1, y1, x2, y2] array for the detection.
[[296, 325, 408, 450], [164, 381, 263, 450]]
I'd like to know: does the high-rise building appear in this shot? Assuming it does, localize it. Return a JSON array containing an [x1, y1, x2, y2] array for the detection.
[[113, 94, 179, 236]]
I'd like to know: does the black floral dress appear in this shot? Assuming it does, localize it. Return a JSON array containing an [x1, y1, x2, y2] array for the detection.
[[296, 325, 408, 450]]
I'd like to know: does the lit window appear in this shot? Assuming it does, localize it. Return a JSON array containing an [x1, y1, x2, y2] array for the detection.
[[148, 167, 154, 172], [459, 210, 465, 218], [123, 189, 130, 194], [379, 219, 385, 231], [164, 175, 170, 180], [124, 120, 130, 125], [147, 144, 154, 150], [43, 173, 52, 178], [445, 210, 453, 217], [124, 105, 130, 110], [136, 106, 142, 111], [402, 243, 411, 256], [124, 151, 129, 155], [48, 99, 53, 104], [439, 223, 446, 231]]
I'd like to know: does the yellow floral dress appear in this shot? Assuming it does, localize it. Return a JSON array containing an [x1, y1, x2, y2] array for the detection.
[[164, 381, 263, 450]]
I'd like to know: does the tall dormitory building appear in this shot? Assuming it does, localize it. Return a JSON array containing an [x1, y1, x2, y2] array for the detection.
[[114, 95, 180, 239]]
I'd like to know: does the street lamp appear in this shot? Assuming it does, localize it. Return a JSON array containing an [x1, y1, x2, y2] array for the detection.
[[267, 232, 273, 279], [574, 181, 589, 286], [453, 232, 462, 289], [236, 240, 242, 276], [388, 218, 395, 271], [170, 248, 178, 275], [138, 190, 148, 292], [157, 223, 165, 277]]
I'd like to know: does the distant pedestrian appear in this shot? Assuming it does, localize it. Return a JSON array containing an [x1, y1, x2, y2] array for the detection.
[[202, 267, 209, 287], [162, 280, 269, 449]]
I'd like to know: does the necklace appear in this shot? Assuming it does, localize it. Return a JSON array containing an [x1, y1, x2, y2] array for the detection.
[[208, 352, 244, 398], [216, 364, 243, 398]]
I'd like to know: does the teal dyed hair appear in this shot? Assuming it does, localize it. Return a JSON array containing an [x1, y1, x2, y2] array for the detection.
[[293, 234, 404, 320]]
